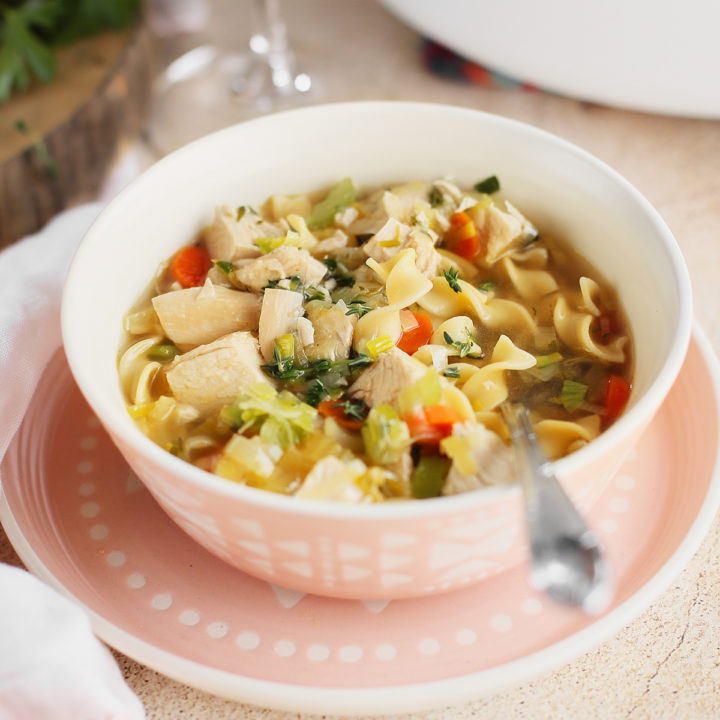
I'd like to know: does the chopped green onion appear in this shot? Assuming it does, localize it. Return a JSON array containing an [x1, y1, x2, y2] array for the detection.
[[443, 267, 462, 293], [411, 455, 451, 498], [366, 335, 394, 359], [560, 379, 588, 411], [147, 341, 180, 362], [473, 175, 500, 194], [307, 178, 356, 229], [536, 352, 563, 369]]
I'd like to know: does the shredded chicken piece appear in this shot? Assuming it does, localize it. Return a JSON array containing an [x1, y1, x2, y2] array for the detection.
[[233, 246, 327, 292], [349, 347, 427, 407]]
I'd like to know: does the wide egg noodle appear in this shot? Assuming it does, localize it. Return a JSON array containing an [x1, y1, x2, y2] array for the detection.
[[461, 335, 537, 410], [534, 414, 602, 460], [367, 248, 433, 307], [481, 297, 537, 335], [501, 256, 558, 301], [578, 276, 603, 316], [553, 295, 626, 363]]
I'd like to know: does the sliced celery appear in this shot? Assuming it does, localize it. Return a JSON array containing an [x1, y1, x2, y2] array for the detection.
[[361, 405, 410, 465], [307, 178, 356, 229], [366, 334, 394, 359], [396, 369, 442, 416], [560, 379, 588, 411]]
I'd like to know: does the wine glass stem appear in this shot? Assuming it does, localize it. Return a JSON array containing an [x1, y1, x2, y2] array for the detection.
[[250, 0, 295, 90]]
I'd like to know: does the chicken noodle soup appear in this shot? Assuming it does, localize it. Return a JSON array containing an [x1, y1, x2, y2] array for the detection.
[[120, 177, 633, 501]]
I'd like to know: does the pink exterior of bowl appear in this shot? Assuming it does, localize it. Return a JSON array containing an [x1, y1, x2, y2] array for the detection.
[[110, 421, 646, 599]]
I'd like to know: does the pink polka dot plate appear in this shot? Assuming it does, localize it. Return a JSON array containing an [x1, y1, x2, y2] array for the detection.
[[2, 326, 719, 715]]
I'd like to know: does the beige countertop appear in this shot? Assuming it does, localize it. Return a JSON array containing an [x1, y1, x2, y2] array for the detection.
[[2, 0, 720, 717]]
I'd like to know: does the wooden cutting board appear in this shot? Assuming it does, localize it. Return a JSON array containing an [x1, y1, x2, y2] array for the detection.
[[0, 25, 153, 249]]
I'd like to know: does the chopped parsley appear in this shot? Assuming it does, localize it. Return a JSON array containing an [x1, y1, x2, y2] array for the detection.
[[473, 175, 501, 194], [265, 276, 303, 292], [429, 185, 444, 207], [443, 267, 462, 293], [323, 257, 355, 287]]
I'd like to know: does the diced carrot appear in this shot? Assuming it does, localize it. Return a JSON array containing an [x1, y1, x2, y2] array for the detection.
[[403, 404, 466, 445], [171, 245, 212, 288], [604, 374, 631, 425], [396, 310, 433, 355], [445, 211, 481, 261]]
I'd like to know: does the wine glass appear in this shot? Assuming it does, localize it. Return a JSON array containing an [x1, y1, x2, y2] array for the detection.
[[146, 0, 316, 155]]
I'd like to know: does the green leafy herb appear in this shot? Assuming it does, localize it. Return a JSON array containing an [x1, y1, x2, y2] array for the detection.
[[213, 259, 234, 274], [332, 398, 368, 422], [429, 185, 444, 207], [236, 205, 259, 221], [0, 0, 141, 103], [303, 285, 327, 302], [345, 299, 373, 317], [147, 341, 179, 362], [473, 175, 501, 194], [323, 256, 355, 288], [263, 344, 303, 381], [443, 366, 461, 378], [265, 275, 302, 292], [477, 280, 496, 293], [442, 267, 462, 293], [443, 329, 482, 359], [305, 378, 332, 407], [560, 379, 588, 411]]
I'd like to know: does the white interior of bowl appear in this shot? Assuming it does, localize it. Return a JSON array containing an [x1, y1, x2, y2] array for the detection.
[[61, 102, 692, 515]]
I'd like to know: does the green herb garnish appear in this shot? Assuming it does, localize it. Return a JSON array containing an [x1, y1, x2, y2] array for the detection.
[[429, 185, 444, 207], [443, 267, 462, 293], [473, 175, 500, 194], [323, 256, 355, 288], [443, 366, 461, 378], [305, 378, 332, 407], [477, 280, 496, 293], [332, 397, 368, 422], [442, 329, 482, 359], [345, 299, 373, 317]]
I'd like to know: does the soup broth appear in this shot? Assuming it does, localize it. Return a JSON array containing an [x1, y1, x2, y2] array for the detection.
[[119, 177, 633, 501]]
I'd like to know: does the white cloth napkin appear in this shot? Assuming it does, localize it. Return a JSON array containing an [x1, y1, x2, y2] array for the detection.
[[0, 204, 146, 720]]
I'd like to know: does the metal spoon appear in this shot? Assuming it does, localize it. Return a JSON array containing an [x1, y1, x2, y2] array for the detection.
[[501, 402, 612, 613]]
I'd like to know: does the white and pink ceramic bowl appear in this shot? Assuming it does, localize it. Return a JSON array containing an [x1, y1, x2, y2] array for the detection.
[[61, 102, 692, 599]]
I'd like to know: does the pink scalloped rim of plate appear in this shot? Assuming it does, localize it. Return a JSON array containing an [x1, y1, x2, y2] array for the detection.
[[2, 324, 719, 715]]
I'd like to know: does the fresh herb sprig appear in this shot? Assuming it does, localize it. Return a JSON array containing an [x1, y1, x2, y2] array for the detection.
[[442, 267, 462, 293], [323, 257, 355, 288], [1, 0, 142, 103]]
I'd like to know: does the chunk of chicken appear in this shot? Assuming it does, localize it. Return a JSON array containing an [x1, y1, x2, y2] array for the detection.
[[165, 331, 271, 415], [468, 204, 524, 265], [152, 280, 261, 348], [203, 205, 277, 261], [258, 288, 304, 361], [349, 347, 427, 407], [294, 456, 366, 502], [363, 219, 441, 278], [303, 301, 357, 361], [309, 230, 349, 259], [233, 246, 327, 292], [442, 422, 516, 495]]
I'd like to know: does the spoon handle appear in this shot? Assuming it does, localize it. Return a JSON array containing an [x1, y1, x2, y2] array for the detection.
[[501, 402, 612, 612]]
